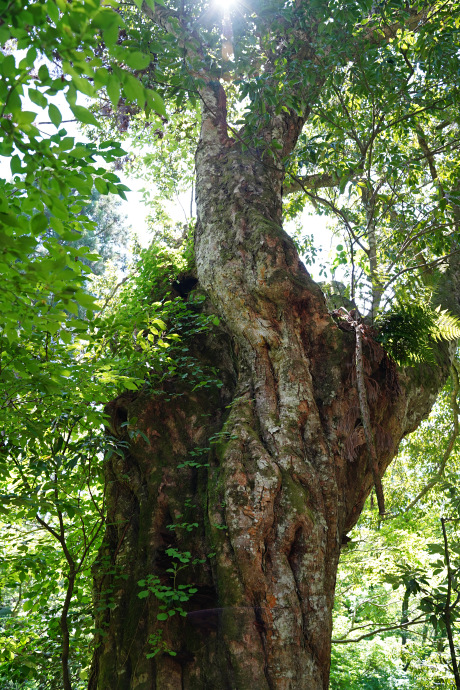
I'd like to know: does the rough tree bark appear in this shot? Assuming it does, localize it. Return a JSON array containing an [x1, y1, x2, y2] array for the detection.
[[88, 74, 456, 689]]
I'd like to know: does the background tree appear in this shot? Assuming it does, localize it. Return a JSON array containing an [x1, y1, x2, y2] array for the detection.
[[74, 191, 133, 275]]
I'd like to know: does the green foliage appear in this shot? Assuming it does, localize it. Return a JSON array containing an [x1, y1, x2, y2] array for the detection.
[[375, 303, 460, 366], [137, 549, 199, 657], [0, 16, 213, 665], [138, 548, 199, 618], [331, 638, 411, 689], [281, 0, 460, 316], [0, 0, 164, 397], [0, 226, 222, 685]]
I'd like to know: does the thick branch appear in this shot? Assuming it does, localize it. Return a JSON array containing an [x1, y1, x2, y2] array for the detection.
[[361, 6, 430, 44], [284, 171, 343, 195], [416, 126, 440, 184], [140, 0, 208, 68]]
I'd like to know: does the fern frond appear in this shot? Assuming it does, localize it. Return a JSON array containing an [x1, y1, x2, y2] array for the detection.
[[431, 306, 460, 342], [375, 302, 460, 367]]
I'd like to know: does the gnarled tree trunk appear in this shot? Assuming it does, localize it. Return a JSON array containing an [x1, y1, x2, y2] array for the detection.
[[89, 81, 452, 689]]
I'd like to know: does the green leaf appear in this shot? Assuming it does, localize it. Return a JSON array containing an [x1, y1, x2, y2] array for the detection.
[[46, 0, 60, 23], [69, 144, 90, 159], [73, 75, 96, 98], [48, 103, 62, 128], [106, 77, 120, 109], [123, 379, 140, 391], [25, 47, 37, 67], [146, 88, 166, 116], [29, 88, 47, 108], [94, 178, 108, 195], [122, 73, 145, 106], [94, 67, 110, 88], [0, 212, 21, 228], [124, 52, 151, 70], [92, 9, 118, 30], [70, 105, 100, 128], [138, 590, 149, 599], [102, 21, 120, 48], [31, 213, 48, 234], [15, 110, 37, 125], [38, 64, 50, 82], [10, 155, 22, 175], [74, 292, 99, 309]]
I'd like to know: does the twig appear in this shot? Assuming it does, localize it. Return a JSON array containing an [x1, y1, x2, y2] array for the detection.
[[332, 612, 427, 644], [97, 270, 138, 316]]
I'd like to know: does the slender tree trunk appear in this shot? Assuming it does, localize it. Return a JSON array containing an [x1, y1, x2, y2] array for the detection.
[[401, 587, 410, 648], [61, 570, 76, 690], [89, 83, 453, 689], [441, 518, 460, 690]]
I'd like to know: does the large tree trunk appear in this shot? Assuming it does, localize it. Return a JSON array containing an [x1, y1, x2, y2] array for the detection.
[[89, 82, 452, 689]]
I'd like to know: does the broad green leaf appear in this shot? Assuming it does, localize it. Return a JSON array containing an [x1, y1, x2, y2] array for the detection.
[[46, 0, 60, 23], [146, 88, 166, 116], [123, 379, 140, 391], [48, 103, 62, 128], [122, 73, 145, 106], [73, 75, 96, 98], [28, 88, 47, 108], [0, 212, 21, 228], [94, 177, 108, 195], [10, 155, 22, 175], [31, 213, 48, 234], [38, 64, 50, 82], [106, 76, 120, 109], [15, 111, 36, 125], [1, 54, 16, 77], [74, 292, 99, 309], [70, 105, 100, 127], [102, 21, 120, 48], [124, 52, 151, 71]]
